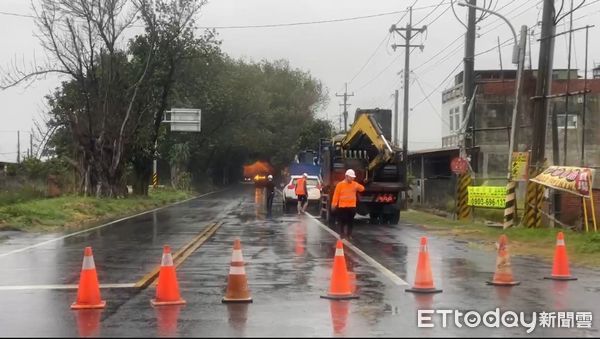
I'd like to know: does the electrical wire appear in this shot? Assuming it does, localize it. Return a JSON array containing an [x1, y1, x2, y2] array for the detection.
[[347, 33, 392, 85], [411, 59, 462, 111], [354, 0, 459, 93], [0, 10, 35, 18], [415, 0, 447, 26], [414, 76, 450, 128]]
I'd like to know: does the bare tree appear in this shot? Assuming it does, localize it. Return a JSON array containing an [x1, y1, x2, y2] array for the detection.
[[0, 0, 205, 197]]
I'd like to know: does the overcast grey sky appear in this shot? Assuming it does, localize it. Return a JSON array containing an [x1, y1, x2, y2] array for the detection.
[[1, 0, 600, 162]]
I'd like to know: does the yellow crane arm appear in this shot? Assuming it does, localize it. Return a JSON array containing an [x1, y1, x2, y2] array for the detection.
[[341, 113, 395, 172]]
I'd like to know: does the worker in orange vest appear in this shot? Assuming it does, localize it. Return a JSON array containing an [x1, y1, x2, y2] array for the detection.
[[331, 169, 365, 240], [295, 173, 309, 215]]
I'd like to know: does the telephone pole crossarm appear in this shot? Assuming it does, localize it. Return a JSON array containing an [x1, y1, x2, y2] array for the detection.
[[335, 82, 354, 132]]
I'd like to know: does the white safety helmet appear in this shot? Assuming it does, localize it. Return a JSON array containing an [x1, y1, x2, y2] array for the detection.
[[302, 173, 308, 177], [268, 174, 273, 180], [345, 169, 356, 178]]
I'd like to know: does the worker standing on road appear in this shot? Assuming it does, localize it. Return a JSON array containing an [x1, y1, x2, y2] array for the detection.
[[295, 173, 309, 215], [331, 169, 365, 240], [266, 175, 275, 217]]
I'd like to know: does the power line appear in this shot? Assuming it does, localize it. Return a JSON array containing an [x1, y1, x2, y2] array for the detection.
[[414, 76, 450, 129], [413, 0, 543, 74], [421, 3, 453, 28], [197, 3, 454, 30], [413, 34, 463, 72], [411, 59, 462, 111], [0, 10, 35, 18], [199, 11, 406, 29], [354, 1, 457, 93], [415, 0, 448, 26], [347, 32, 392, 85], [354, 53, 403, 92], [395, 0, 432, 24], [0, 3, 448, 25], [410, 22, 541, 121]]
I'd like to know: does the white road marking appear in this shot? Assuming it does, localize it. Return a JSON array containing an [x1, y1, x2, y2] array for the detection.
[[0, 283, 136, 291], [306, 213, 408, 286], [0, 189, 227, 259]]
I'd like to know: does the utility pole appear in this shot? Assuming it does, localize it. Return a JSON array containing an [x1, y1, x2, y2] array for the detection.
[[464, 0, 477, 153], [390, 6, 426, 210], [30, 133, 33, 159], [336, 83, 354, 132], [17, 131, 20, 164], [581, 25, 590, 166], [563, 0, 574, 166], [504, 25, 528, 229], [526, 0, 556, 228], [394, 89, 399, 146], [453, 1, 479, 221]]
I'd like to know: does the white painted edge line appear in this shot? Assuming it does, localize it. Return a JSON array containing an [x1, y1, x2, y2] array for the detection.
[[0, 283, 136, 291], [0, 188, 228, 259], [306, 213, 408, 286]]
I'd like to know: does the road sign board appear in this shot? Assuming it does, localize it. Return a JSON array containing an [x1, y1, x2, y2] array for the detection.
[[451, 157, 469, 174], [164, 108, 201, 132], [467, 186, 506, 208], [511, 151, 529, 181]]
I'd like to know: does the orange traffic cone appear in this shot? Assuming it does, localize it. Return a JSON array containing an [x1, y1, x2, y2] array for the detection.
[[222, 238, 253, 303], [486, 234, 520, 286], [321, 240, 359, 300], [544, 232, 577, 281], [151, 245, 186, 306], [71, 247, 106, 309], [406, 237, 442, 293]]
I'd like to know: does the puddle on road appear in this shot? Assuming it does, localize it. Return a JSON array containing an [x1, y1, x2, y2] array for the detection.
[[74, 309, 103, 337], [155, 305, 184, 337], [226, 303, 249, 333]]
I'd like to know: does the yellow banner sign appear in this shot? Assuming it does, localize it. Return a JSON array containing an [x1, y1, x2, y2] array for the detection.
[[511, 152, 529, 181], [530, 166, 596, 197], [468, 186, 506, 209]]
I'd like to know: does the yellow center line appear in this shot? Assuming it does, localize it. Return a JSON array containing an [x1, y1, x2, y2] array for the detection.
[[0, 222, 224, 291], [134, 221, 223, 289]]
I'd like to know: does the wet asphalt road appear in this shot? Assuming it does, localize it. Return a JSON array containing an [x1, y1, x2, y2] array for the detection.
[[0, 184, 599, 337]]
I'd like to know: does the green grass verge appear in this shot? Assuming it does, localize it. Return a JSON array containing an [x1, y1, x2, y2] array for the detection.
[[403, 209, 600, 268], [0, 189, 194, 233]]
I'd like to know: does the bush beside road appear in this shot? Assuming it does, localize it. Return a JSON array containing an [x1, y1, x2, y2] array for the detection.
[[0, 189, 194, 233], [403, 209, 600, 268]]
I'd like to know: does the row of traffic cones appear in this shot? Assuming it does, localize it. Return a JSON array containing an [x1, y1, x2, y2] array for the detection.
[[69, 230, 576, 334], [71, 230, 576, 308], [484, 231, 577, 286], [400, 231, 577, 293], [316, 231, 577, 301], [71, 239, 253, 310]]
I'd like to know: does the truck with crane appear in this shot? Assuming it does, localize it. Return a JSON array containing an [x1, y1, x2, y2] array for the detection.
[[318, 108, 404, 224]]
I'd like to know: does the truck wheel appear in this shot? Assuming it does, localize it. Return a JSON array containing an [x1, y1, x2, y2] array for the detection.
[[386, 211, 400, 225], [370, 212, 382, 225]]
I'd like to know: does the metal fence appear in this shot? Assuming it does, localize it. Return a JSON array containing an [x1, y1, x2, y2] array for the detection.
[[411, 176, 457, 211]]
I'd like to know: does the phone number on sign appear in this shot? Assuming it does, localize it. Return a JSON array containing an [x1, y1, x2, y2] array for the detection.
[[468, 197, 505, 208]]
